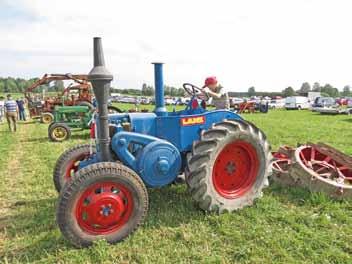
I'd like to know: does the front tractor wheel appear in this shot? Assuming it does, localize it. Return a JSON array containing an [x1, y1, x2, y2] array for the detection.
[[53, 144, 96, 193], [186, 120, 271, 213], [48, 123, 71, 142], [57, 162, 149, 248], [41, 112, 54, 124]]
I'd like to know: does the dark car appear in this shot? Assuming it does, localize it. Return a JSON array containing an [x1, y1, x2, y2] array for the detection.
[[312, 97, 336, 108]]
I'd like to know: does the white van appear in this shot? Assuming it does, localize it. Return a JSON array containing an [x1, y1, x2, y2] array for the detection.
[[285, 96, 310, 110]]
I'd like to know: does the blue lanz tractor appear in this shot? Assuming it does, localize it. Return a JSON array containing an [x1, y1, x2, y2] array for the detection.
[[55, 38, 271, 248]]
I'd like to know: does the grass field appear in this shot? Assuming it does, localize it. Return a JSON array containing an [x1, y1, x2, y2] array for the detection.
[[1, 108, 352, 263]]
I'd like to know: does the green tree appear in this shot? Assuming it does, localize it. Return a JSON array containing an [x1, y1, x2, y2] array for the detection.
[[282, 87, 295, 97], [342, 85, 351, 97], [300, 82, 311, 93], [321, 84, 339, 97], [312, 82, 321, 92], [6, 78, 17, 93], [0, 80, 4, 93], [248, 86, 256, 97], [170, 87, 178, 97], [177, 88, 185, 97]]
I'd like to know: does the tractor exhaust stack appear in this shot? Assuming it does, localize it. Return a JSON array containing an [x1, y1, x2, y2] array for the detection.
[[88, 37, 113, 161], [152, 62, 167, 116]]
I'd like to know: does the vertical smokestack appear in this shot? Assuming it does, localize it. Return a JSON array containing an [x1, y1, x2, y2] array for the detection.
[[88, 37, 113, 161], [152, 62, 167, 116]]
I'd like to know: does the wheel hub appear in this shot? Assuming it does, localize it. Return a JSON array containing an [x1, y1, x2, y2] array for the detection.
[[225, 161, 236, 175], [212, 141, 259, 199], [75, 182, 133, 234], [53, 127, 67, 139]]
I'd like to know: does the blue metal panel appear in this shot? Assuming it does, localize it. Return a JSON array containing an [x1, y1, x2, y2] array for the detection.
[[129, 112, 157, 135], [156, 110, 242, 152]]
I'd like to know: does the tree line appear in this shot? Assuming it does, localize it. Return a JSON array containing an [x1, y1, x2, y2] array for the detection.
[[111, 83, 185, 97], [1, 76, 351, 98], [0, 77, 65, 94], [279, 82, 351, 98]]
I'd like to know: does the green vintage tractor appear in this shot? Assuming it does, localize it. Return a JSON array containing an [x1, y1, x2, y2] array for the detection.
[[48, 105, 93, 142], [48, 103, 122, 142]]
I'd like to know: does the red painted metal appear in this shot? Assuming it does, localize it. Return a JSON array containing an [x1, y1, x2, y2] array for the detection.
[[90, 123, 96, 139], [75, 182, 133, 235], [212, 141, 259, 199], [271, 152, 290, 173], [298, 145, 352, 185], [65, 153, 90, 181], [24, 73, 93, 119]]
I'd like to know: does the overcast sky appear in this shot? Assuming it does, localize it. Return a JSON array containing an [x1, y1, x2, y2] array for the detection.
[[0, 0, 351, 92]]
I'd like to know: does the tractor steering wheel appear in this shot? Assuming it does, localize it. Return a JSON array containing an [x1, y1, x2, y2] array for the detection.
[[182, 83, 209, 100]]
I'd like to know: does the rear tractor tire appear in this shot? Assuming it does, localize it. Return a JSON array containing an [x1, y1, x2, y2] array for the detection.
[[57, 162, 149, 248], [186, 119, 271, 213], [41, 112, 54, 124], [48, 123, 71, 142], [53, 144, 96, 193]]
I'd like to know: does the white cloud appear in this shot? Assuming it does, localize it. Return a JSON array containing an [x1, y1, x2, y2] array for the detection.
[[1, 0, 352, 91]]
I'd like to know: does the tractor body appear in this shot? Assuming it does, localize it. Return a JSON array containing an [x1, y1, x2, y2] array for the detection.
[[85, 102, 241, 187], [53, 105, 92, 129], [55, 38, 271, 248], [48, 105, 92, 142]]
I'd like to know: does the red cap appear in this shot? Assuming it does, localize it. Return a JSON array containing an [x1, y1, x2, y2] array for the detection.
[[203, 76, 217, 88]]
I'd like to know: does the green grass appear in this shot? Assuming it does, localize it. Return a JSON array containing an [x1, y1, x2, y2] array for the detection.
[[0, 109, 352, 263]]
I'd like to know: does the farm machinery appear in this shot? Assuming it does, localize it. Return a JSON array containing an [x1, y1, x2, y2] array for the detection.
[[48, 105, 93, 142], [25, 73, 93, 123], [272, 143, 352, 198], [54, 38, 271, 248]]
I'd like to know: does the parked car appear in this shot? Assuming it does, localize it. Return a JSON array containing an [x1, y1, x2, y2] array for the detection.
[[118, 96, 136, 104], [165, 98, 176, 105], [312, 97, 336, 108], [285, 96, 310, 110], [230, 97, 244, 110], [268, 98, 285, 109], [140, 97, 151, 104]]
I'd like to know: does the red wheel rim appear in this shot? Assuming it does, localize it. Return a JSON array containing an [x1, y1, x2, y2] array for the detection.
[[297, 146, 352, 185], [75, 182, 134, 235], [272, 152, 290, 173], [212, 140, 259, 199], [65, 153, 90, 181]]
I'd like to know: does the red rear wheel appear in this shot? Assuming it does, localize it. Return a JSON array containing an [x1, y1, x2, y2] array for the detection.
[[186, 120, 271, 213], [212, 141, 259, 199]]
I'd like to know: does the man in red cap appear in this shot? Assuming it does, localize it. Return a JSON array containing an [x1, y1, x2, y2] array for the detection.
[[202, 76, 230, 110]]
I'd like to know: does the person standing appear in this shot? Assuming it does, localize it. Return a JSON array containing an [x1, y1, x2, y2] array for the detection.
[[4, 94, 18, 132], [0, 96, 4, 123], [16, 97, 26, 121]]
